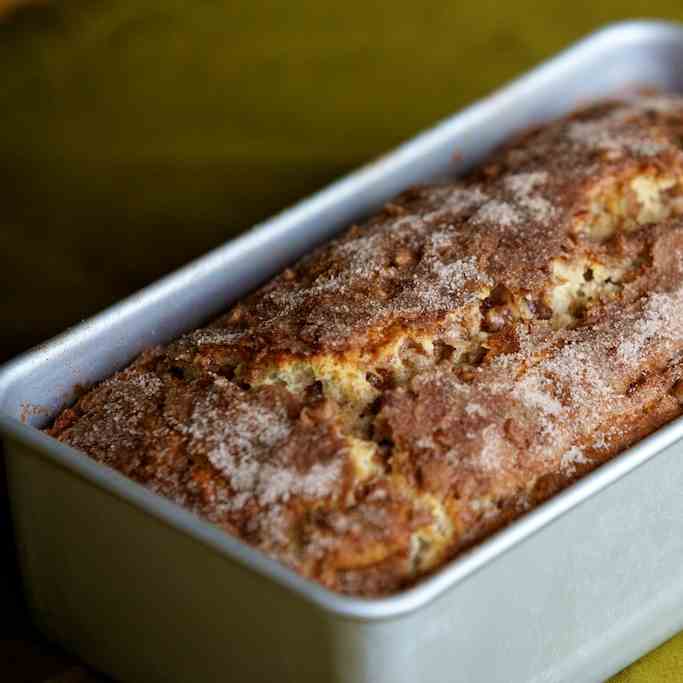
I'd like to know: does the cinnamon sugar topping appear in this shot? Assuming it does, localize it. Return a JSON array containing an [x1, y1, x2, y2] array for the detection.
[[47, 94, 683, 596]]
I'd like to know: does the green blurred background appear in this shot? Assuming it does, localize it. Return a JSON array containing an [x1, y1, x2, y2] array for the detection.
[[2, 1, 683, 680]]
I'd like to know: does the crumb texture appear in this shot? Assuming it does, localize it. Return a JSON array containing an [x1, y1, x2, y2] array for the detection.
[[48, 94, 683, 595]]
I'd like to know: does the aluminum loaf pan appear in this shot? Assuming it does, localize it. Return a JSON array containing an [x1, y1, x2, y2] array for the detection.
[[3, 20, 683, 683]]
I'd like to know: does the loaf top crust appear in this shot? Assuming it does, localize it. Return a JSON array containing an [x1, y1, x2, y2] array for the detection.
[[49, 94, 683, 595]]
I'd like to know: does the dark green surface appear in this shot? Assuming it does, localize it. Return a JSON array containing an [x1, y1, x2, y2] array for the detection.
[[3, 1, 683, 680]]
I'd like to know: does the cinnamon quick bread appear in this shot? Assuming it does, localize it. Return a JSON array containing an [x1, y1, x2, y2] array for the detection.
[[48, 94, 683, 596]]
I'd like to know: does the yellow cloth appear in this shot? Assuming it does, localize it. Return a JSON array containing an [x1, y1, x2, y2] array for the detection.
[[1, 1, 683, 680], [612, 631, 683, 681]]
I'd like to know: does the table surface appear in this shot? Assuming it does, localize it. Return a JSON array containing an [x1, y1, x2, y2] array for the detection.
[[3, 1, 683, 680]]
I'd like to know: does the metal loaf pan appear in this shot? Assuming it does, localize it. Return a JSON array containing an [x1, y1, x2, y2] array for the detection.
[[3, 20, 683, 683]]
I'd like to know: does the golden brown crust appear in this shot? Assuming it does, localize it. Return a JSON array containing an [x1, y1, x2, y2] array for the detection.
[[47, 94, 683, 595]]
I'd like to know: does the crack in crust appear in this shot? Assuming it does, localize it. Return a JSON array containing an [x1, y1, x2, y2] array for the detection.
[[48, 93, 683, 595]]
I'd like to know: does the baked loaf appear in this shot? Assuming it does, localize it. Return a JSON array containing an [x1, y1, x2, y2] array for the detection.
[[49, 94, 683, 595]]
